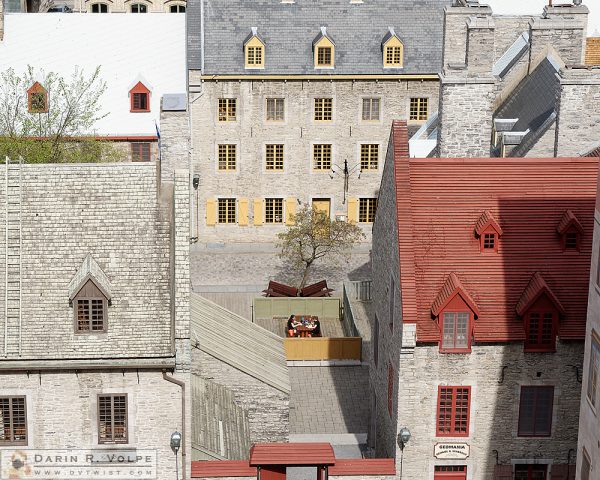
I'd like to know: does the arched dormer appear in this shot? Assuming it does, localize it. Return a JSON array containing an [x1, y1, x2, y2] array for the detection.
[[129, 81, 151, 112], [474, 210, 503, 253], [27, 82, 48, 113], [431, 273, 479, 353], [382, 28, 404, 68], [313, 27, 335, 69], [516, 272, 565, 352], [556, 209, 584, 251], [244, 28, 265, 69]]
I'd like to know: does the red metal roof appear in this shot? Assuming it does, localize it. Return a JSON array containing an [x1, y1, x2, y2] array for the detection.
[[556, 209, 584, 234], [329, 459, 396, 476], [249, 443, 335, 466], [390, 121, 598, 342], [191, 460, 257, 478], [474, 210, 503, 237], [431, 273, 480, 318]]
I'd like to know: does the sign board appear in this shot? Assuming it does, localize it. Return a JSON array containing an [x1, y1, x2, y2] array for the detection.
[[434, 443, 470, 460]]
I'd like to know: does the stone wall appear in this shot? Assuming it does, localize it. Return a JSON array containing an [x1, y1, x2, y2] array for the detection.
[[0, 370, 187, 480], [160, 108, 190, 184], [555, 67, 600, 157], [395, 342, 583, 479], [0, 163, 172, 360], [189, 76, 439, 243], [368, 128, 402, 459], [576, 207, 600, 479], [192, 349, 289, 447], [437, 76, 495, 157]]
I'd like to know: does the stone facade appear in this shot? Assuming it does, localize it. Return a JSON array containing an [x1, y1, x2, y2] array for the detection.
[[555, 67, 600, 157], [160, 108, 190, 185], [192, 350, 290, 446], [70, 0, 186, 13], [189, 75, 439, 244], [576, 205, 600, 479], [0, 163, 192, 480]]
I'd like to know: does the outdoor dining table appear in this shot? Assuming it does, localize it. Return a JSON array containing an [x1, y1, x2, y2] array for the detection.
[[289, 315, 320, 337]]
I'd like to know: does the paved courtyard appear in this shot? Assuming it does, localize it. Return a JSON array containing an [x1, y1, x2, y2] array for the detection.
[[289, 366, 370, 435]]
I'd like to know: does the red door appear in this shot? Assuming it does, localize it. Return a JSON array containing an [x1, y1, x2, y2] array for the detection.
[[515, 465, 547, 480], [434, 466, 467, 480]]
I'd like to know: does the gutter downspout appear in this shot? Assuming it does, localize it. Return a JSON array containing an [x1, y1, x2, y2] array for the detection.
[[162, 370, 186, 480]]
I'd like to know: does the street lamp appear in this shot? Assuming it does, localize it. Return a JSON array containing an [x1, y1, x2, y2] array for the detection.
[[171, 431, 182, 480], [397, 427, 411, 480]]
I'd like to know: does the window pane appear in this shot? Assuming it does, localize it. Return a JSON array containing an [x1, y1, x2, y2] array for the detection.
[[409, 98, 428, 121], [588, 335, 600, 407], [437, 387, 453, 434], [314, 98, 332, 121], [77, 299, 90, 331], [218, 98, 236, 122], [442, 312, 456, 350], [518, 386, 554, 436], [266, 144, 284, 170], [265, 198, 283, 224], [313, 144, 332, 170]]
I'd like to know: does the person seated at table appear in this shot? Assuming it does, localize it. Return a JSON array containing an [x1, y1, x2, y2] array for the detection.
[[312, 318, 321, 337], [287, 315, 296, 337]]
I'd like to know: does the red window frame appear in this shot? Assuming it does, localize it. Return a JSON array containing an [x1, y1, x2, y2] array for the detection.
[[524, 310, 557, 352], [480, 226, 499, 253], [434, 465, 466, 479], [440, 311, 471, 353], [514, 464, 548, 480], [436, 386, 471, 437], [131, 143, 151, 162], [387, 363, 394, 417], [517, 386, 554, 437], [129, 82, 151, 112]]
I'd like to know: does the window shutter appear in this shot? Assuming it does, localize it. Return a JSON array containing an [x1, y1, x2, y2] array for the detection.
[[254, 199, 263, 226], [550, 465, 575, 480], [206, 198, 217, 226], [347, 197, 358, 223], [238, 198, 249, 226], [285, 197, 296, 225], [493, 465, 513, 480]]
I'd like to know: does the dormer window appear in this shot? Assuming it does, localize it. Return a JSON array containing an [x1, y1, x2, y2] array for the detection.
[[68, 255, 112, 335], [382, 29, 404, 68], [313, 27, 335, 69], [244, 28, 265, 69], [74, 280, 107, 333], [129, 82, 151, 112], [557, 210, 583, 251], [27, 82, 48, 113], [91, 3, 108, 12], [474, 210, 503, 253], [431, 273, 479, 354], [516, 272, 564, 353], [131, 3, 148, 12]]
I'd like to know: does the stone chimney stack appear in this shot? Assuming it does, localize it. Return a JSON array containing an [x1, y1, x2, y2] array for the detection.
[[466, 15, 496, 73]]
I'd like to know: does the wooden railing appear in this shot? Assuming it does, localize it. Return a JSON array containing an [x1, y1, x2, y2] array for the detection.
[[284, 337, 362, 361]]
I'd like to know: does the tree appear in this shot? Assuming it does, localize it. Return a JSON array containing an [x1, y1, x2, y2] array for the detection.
[[277, 205, 365, 289], [0, 65, 122, 163]]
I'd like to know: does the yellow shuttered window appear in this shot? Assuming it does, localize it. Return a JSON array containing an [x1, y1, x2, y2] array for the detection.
[[347, 197, 358, 224], [285, 198, 296, 225], [206, 198, 217, 226], [238, 198, 249, 226]]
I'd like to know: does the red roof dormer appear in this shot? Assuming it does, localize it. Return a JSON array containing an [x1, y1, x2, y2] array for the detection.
[[129, 81, 151, 113], [556, 210, 584, 251], [432, 273, 479, 353], [474, 210, 503, 253], [27, 82, 48, 113]]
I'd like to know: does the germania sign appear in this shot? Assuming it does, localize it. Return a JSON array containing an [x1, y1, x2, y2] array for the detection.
[[0, 449, 157, 479], [433, 443, 470, 460]]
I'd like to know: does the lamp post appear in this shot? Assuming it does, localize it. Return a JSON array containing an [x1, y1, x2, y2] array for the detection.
[[397, 427, 411, 479], [329, 158, 361, 205], [171, 431, 182, 480]]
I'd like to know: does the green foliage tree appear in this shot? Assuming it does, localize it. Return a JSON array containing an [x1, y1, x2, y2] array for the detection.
[[277, 205, 365, 289], [0, 66, 122, 163]]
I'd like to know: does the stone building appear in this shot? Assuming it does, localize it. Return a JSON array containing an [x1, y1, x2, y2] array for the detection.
[[363, 121, 597, 479], [433, 0, 600, 159], [0, 13, 186, 164], [69, 0, 186, 13], [190, 294, 290, 461], [186, 0, 452, 244], [576, 157, 600, 480], [0, 161, 191, 480]]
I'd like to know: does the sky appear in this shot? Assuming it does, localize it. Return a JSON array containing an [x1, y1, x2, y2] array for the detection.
[[484, 0, 600, 36]]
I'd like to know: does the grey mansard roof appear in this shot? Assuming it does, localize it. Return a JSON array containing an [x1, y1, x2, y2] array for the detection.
[[187, 0, 453, 75]]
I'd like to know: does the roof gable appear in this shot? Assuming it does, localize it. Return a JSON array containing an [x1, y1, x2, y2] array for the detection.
[[556, 209, 584, 235], [190, 294, 290, 394], [381, 28, 403, 48], [243, 27, 265, 47], [474, 210, 503, 237], [515, 272, 565, 316], [313, 27, 335, 48], [27, 81, 46, 94], [68, 254, 112, 302], [431, 272, 480, 318]]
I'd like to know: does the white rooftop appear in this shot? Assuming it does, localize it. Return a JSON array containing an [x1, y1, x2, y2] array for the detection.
[[0, 14, 186, 137]]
